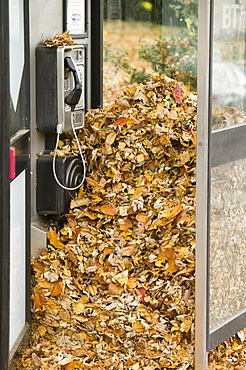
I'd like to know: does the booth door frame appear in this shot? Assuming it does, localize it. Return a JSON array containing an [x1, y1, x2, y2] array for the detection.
[[0, 0, 11, 368], [196, 0, 246, 368], [0, 0, 30, 368]]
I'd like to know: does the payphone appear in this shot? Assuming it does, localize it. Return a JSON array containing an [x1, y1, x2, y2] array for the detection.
[[36, 44, 85, 133], [36, 44, 86, 215]]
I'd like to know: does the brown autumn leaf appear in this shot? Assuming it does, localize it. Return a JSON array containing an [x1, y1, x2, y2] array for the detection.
[[119, 217, 133, 230], [51, 281, 64, 297], [67, 216, 77, 229], [136, 213, 149, 223], [66, 246, 79, 265], [108, 282, 124, 296], [82, 210, 98, 220], [121, 246, 136, 256], [34, 292, 46, 310], [167, 109, 178, 120], [32, 261, 45, 273], [100, 204, 117, 215], [85, 177, 100, 187], [114, 116, 128, 126], [165, 247, 177, 275]]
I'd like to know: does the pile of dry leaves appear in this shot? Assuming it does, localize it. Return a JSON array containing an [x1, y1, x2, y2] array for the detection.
[[43, 31, 77, 48], [19, 75, 197, 369]]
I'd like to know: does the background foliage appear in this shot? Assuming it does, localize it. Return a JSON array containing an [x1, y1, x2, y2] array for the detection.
[[104, 0, 198, 90]]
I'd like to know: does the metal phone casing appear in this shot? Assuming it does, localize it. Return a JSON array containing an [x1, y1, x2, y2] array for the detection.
[[36, 45, 85, 133]]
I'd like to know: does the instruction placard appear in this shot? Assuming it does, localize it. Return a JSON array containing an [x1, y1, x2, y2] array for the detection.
[[66, 0, 85, 35]]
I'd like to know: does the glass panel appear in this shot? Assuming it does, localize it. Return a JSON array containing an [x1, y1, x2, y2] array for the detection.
[[212, 0, 246, 130], [103, 0, 198, 104], [9, 0, 29, 138], [209, 158, 246, 330], [10, 170, 26, 350]]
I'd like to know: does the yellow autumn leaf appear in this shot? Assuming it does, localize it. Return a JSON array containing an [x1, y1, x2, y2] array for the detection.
[[77, 332, 88, 340], [105, 131, 117, 145], [45, 299, 60, 311], [132, 187, 143, 199], [64, 361, 83, 370], [47, 228, 65, 249], [232, 341, 240, 349], [136, 153, 145, 162], [154, 259, 165, 267], [180, 318, 192, 333], [37, 280, 54, 289], [159, 204, 182, 220], [72, 301, 85, 314], [127, 277, 138, 289], [37, 325, 47, 336], [79, 295, 90, 304], [171, 322, 180, 332], [118, 142, 126, 150], [115, 270, 128, 285], [132, 320, 145, 333], [141, 2, 153, 11]]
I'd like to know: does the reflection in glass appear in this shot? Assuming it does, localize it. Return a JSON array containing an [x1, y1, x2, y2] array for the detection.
[[209, 158, 246, 330], [212, 0, 246, 129], [9, 0, 29, 139], [103, 0, 198, 104]]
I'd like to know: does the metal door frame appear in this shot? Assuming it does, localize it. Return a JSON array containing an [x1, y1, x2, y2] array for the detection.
[[91, 0, 103, 108], [0, 0, 11, 367], [196, 0, 246, 368], [0, 0, 30, 367]]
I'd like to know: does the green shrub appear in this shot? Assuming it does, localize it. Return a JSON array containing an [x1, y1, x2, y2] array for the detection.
[[139, 0, 198, 90]]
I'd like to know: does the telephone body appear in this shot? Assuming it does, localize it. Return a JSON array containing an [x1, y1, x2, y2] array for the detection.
[[36, 45, 85, 133]]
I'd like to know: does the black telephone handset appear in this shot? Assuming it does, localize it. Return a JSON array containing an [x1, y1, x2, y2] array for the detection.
[[64, 56, 82, 111]]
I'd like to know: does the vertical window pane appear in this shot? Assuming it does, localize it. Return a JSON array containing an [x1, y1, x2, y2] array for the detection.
[[212, 0, 246, 129], [103, 0, 198, 104], [209, 158, 246, 330]]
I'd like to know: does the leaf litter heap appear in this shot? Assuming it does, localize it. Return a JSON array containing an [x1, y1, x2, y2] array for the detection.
[[18, 75, 197, 369]]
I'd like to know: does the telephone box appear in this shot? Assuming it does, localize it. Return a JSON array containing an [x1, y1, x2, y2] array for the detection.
[[1, 0, 246, 369]]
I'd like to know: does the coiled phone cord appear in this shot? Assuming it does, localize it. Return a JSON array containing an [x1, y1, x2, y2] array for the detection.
[[52, 114, 86, 191]]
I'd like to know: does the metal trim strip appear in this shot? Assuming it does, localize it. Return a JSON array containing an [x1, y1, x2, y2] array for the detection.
[[211, 124, 246, 167], [208, 310, 246, 351], [195, 0, 211, 368]]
